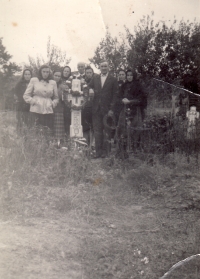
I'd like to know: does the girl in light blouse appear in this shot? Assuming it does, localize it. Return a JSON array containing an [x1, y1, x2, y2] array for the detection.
[[23, 65, 59, 132]]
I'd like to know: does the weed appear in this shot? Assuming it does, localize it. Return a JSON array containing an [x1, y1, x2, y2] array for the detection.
[[1, 111, 200, 279]]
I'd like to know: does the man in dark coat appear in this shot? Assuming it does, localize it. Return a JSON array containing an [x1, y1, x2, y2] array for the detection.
[[88, 61, 118, 158]]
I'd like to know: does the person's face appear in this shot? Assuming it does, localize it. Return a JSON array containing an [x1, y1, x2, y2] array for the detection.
[[41, 68, 50, 79], [63, 67, 70, 78], [24, 70, 31, 81], [127, 72, 133, 82], [118, 71, 126, 81], [77, 63, 85, 75], [53, 71, 62, 83], [85, 69, 93, 80], [100, 62, 109, 75]]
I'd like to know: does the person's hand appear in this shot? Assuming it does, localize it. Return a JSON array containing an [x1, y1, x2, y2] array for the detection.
[[122, 98, 130, 105], [14, 95, 18, 102], [108, 110, 114, 117], [89, 89, 94, 97], [63, 84, 70, 92], [32, 99, 39, 106], [64, 100, 71, 108], [52, 100, 57, 108]]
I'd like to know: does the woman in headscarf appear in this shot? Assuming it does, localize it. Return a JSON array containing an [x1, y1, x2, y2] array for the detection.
[[117, 69, 126, 87], [116, 69, 147, 151], [14, 68, 32, 132], [53, 69, 65, 147], [23, 65, 58, 133]]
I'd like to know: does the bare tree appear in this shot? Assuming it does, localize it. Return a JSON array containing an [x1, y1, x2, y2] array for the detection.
[[26, 37, 71, 75]]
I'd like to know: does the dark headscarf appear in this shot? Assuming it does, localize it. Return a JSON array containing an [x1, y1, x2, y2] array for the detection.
[[15, 69, 32, 104], [61, 66, 72, 81], [126, 69, 137, 82], [17, 68, 33, 84]]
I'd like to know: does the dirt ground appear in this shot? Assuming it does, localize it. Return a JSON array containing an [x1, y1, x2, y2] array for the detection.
[[0, 111, 200, 278], [0, 219, 83, 279], [0, 190, 158, 279], [0, 168, 200, 279]]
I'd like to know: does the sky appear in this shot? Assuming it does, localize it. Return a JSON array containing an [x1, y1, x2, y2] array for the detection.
[[0, 0, 199, 72]]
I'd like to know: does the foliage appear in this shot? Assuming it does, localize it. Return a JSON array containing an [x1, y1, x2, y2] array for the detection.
[[89, 28, 129, 73], [90, 14, 200, 92], [0, 37, 21, 100], [27, 37, 71, 76], [126, 13, 200, 88]]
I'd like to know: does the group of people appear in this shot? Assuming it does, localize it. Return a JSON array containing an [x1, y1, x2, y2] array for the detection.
[[14, 61, 147, 158]]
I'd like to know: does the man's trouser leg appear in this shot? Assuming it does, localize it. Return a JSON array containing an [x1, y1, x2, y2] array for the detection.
[[92, 111, 104, 156]]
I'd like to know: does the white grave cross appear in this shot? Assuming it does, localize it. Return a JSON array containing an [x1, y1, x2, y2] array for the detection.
[[186, 106, 199, 139], [68, 78, 84, 138]]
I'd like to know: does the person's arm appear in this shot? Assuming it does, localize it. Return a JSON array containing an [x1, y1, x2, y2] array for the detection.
[[118, 84, 125, 103], [52, 81, 59, 108], [14, 83, 20, 101], [125, 82, 147, 107], [135, 82, 147, 108], [88, 76, 95, 97], [128, 99, 141, 104], [88, 76, 94, 89], [109, 78, 119, 113], [23, 78, 35, 105]]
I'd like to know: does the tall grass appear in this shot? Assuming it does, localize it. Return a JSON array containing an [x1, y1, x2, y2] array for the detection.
[[1, 110, 200, 278], [0, 111, 94, 220]]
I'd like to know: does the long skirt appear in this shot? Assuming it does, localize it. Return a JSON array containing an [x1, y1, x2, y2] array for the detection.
[[54, 112, 65, 140], [16, 111, 31, 130], [117, 106, 143, 150], [30, 112, 54, 131], [63, 105, 71, 137], [16, 102, 31, 132]]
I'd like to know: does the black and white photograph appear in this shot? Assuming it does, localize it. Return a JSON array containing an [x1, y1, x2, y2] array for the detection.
[[0, 0, 200, 278]]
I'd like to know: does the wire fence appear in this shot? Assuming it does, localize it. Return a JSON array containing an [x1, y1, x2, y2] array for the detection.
[[115, 78, 200, 162]]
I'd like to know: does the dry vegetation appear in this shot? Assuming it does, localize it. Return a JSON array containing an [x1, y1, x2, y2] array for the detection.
[[0, 111, 200, 279]]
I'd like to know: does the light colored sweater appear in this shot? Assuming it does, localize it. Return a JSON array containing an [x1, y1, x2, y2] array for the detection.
[[23, 77, 59, 114]]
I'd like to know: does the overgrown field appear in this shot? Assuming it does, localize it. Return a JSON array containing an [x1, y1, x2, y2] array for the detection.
[[0, 111, 200, 279]]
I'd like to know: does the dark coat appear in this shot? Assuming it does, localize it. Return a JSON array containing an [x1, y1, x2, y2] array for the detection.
[[88, 73, 118, 115], [14, 81, 30, 111], [85, 73, 99, 85], [117, 79, 147, 120], [118, 80, 126, 87]]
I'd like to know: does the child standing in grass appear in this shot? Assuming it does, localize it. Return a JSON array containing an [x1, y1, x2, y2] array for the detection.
[[53, 69, 65, 148]]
